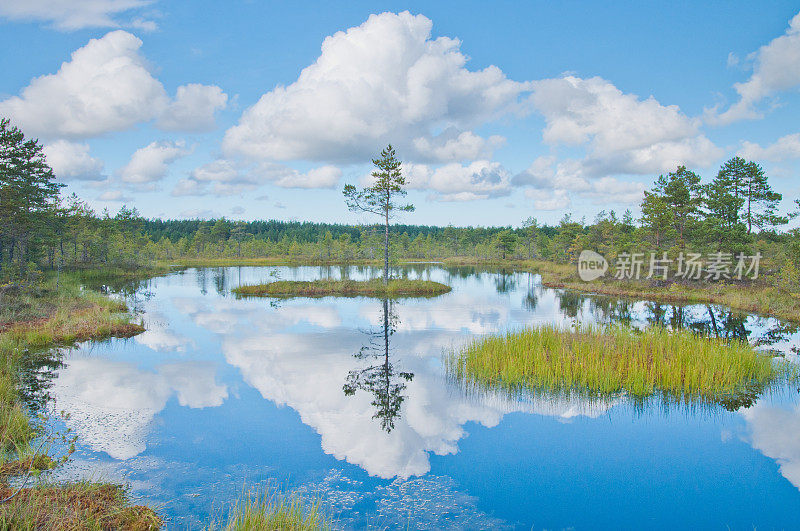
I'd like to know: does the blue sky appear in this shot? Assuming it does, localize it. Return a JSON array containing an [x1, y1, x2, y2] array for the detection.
[[1, 0, 799, 227]]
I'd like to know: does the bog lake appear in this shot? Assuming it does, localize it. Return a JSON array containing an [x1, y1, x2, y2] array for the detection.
[[33, 265, 800, 529]]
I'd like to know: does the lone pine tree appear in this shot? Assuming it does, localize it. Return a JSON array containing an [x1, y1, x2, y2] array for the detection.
[[343, 145, 414, 284]]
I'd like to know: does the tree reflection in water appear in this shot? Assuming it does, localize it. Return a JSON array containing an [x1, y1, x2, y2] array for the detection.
[[494, 269, 516, 294], [553, 289, 798, 348], [343, 298, 413, 433]]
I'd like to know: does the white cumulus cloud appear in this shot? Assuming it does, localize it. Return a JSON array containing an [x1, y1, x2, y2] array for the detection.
[[222, 11, 530, 164], [97, 190, 132, 202], [157, 83, 228, 132], [119, 139, 190, 185], [173, 159, 342, 197], [254, 163, 342, 189], [529, 76, 721, 176], [508, 75, 721, 207], [171, 178, 205, 197], [404, 160, 512, 201], [0, 31, 228, 139], [739, 133, 800, 162], [708, 11, 800, 125], [179, 159, 253, 196], [515, 156, 645, 207], [412, 129, 506, 162], [525, 189, 571, 211], [532, 76, 697, 151], [191, 159, 241, 183], [43, 140, 104, 181], [0, 31, 168, 139]]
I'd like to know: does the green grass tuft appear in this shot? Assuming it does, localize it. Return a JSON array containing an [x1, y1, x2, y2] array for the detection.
[[448, 324, 798, 402], [210, 490, 330, 531]]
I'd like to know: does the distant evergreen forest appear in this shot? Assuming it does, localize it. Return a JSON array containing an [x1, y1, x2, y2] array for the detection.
[[139, 218, 543, 245], [2, 116, 799, 292]]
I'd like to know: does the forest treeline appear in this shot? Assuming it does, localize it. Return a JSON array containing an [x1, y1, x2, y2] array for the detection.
[[2, 117, 799, 288]]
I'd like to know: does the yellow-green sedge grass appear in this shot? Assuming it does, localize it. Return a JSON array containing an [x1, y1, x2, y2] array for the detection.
[[447, 324, 798, 402], [209, 489, 330, 531]]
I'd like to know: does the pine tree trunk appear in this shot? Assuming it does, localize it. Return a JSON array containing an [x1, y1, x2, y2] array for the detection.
[[384, 210, 389, 285], [747, 180, 753, 233]]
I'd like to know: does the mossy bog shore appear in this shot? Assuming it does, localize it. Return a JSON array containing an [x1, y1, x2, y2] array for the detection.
[[0, 273, 159, 529]]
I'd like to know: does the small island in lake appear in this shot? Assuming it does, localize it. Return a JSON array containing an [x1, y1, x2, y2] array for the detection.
[[232, 278, 452, 298], [448, 324, 798, 403]]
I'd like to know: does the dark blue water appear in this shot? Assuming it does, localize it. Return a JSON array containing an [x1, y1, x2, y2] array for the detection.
[[44, 266, 800, 529]]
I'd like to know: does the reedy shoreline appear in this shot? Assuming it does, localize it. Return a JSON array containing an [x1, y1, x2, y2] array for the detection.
[[439, 257, 800, 324], [0, 272, 159, 529]]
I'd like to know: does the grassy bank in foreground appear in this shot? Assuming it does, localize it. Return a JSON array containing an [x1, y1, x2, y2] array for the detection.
[[233, 278, 452, 298], [0, 273, 158, 529], [448, 324, 797, 401], [0, 482, 160, 529], [443, 257, 800, 324]]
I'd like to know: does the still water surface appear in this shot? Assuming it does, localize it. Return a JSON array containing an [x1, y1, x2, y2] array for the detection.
[[38, 266, 800, 528]]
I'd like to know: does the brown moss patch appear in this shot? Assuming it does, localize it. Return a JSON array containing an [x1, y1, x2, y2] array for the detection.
[[0, 483, 161, 530], [0, 454, 55, 477]]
